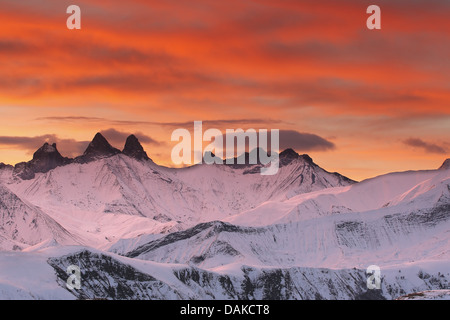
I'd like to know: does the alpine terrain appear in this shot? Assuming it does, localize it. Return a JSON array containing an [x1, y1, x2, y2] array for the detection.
[[0, 133, 449, 300]]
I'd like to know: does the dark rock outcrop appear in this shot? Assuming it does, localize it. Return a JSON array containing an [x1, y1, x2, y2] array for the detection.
[[122, 135, 149, 161], [439, 159, 450, 170], [75, 133, 121, 163], [13, 143, 71, 180]]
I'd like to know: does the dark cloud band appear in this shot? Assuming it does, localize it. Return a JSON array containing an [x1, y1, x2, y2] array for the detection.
[[403, 138, 447, 154]]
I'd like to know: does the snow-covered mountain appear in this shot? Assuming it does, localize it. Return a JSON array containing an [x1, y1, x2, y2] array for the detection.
[[0, 132, 449, 300], [1, 246, 449, 300], [0, 183, 78, 250], [0, 133, 354, 249]]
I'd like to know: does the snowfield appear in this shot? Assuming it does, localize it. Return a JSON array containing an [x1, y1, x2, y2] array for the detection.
[[0, 246, 449, 300], [0, 136, 449, 300]]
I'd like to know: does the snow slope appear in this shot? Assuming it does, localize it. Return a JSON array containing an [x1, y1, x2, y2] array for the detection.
[[0, 134, 448, 300], [0, 183, 78, 249], [0, 246, 449, 300], [225, 168, 450, 227], [105, 166, 450, 271]]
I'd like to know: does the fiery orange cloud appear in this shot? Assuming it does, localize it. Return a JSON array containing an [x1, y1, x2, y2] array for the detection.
[[0, 0, 448, 180]]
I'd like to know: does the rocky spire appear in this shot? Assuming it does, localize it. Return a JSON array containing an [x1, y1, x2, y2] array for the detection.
[[14, 142, 71, 180], [80, 133, 121, 161], [122, 135, 150, 161], [279, 148, 299, 159], [32, 142, 66, 168]]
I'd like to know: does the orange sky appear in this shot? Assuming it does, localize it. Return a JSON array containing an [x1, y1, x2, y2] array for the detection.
[[0, 0, 449, 180]]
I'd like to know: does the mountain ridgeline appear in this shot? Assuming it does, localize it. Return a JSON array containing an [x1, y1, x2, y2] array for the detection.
[[11, 133, 150, 179], [8, 132, 355, 183], [0, 132, 449, 300]]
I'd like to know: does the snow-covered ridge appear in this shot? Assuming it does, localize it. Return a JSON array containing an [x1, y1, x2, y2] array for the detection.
[[0, 184, 79, 250], [0, 247, 449, 300], [0, 133, 354, 249], [0, 133, 449, 300]]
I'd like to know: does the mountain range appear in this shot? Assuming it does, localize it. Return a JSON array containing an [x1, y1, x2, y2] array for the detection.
[[0, 132, 449, 300]]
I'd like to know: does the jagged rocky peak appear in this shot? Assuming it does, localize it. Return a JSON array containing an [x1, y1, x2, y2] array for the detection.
[[31, 142, 68, 170], [279, 148, 315, 165], [225, 148, 275, 168], [33, 143, 62, 160], [13, 142, 71, 180], [223, 148, 315, 169], [279, 148, 299, 159], [0, 162, 13, 170], [122, 135, 150, 161], [439, 159, 450, 170], [279, 148, 312, 167], [280, 148, 313, 162], [299, 154, 314, 164], [82, 132, 121, 159]]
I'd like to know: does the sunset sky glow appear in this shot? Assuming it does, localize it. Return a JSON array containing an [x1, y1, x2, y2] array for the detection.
[[0, 0, 449, 180]]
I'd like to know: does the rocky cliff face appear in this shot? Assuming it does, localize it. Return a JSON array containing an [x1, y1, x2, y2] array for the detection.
[[1, 133, 449, 300], [75, 133, 121, 163], [122, 134, 150, 161], [13, 143, 71, 180], [10, 133, 152, 180], [47, 249, 449, 300]]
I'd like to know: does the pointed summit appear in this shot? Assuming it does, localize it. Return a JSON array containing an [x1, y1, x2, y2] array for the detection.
[[78, 133, 121, 162], [33, 142, 61, 160], [84, 133, 121, 156], [280, 148, 299, 159], [122, 135, 150, 161], [439, 159, 450, 170], [279, 148, 301, 166], [0, 162, 11, 170], [14, 142, 71, 179]]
